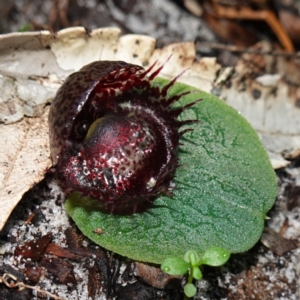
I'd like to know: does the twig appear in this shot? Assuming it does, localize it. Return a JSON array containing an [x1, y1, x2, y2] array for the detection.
[[210, 4, 295, 52], [24, 212, 35, 225], [0, 273, 66, 300]]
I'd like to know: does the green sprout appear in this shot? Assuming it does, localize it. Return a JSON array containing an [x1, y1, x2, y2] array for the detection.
[[161, 247, 230, 299]]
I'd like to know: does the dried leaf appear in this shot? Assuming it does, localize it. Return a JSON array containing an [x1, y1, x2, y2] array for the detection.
[[261, 228, 297, 256], [0, 107, 51, 230], [216, 42, 300, 168], [134, 262, 182, 289], [14, 233, 53, 262], [39, 257, 76, 285], [45, 243, 78, 260]]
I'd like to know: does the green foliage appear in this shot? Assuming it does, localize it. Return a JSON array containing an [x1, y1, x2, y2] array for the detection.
[[198, 247, 231, 266], [184, 284, 197, 298], [65, 78, 277, 264], [161, 257, 190, 276], [161, 247, 231, 298]]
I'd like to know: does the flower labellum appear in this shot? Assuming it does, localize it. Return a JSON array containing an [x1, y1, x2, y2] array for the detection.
[[49, 61, 199, 213]]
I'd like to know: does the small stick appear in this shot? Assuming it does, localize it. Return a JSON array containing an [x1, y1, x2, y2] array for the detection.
[[0, 273, 66, 300], [24, 213, 35, 225]]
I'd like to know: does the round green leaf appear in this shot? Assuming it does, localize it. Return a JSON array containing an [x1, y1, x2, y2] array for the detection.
[[65, 78, 277, 264], [184, 283, 197, 298], [161, 257, 190, 276], [199, 247, 231, 267], [192, 267, 203, 280]]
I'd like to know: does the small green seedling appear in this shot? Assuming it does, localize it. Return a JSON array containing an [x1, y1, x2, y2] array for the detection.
[[161, 247, 230, 299]]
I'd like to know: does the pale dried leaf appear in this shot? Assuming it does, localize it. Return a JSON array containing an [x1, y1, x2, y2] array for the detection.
[[255, 74, 282, 87], [0, 107, 51, 230], [148, 42, 220, 93], [0, 30, 64, 124], [0, 31, 63, 78], [114, 34, 156, 65], [216, 42, 300, 167], [49, 27, 121, 71], [0, 74, 60, 124]]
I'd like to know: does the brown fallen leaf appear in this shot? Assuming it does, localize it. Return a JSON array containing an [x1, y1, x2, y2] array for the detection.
[[23, 264, 47, 283], [14, 233, 53, 262], [39, 257, 76, 285], [45, 243, 78, 260], [134, 262, 182, 290], [88, 263, 105, 299], [260, 228, 297, 256]]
